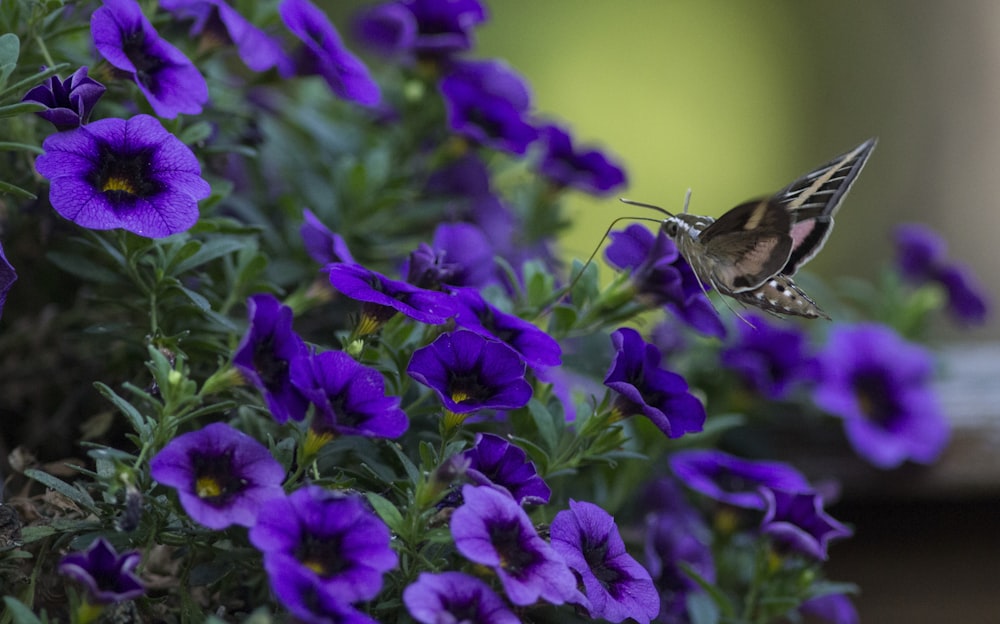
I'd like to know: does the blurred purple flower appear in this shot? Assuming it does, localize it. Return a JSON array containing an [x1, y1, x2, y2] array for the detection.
[[893, 223, 990, 324], [356, 0, 486, 61], [669, 449, 810, 510], [160, 0, 292, 73], [537, 123, 627, 196], [451, 485, 578, 606], [301, 209, 355, 265], [453, 288, 562, 369], [604, 328, 706, 439], [34, 114, 210, 237], [439, 59, 538, 155], [403, 571, 519, 624], [326, 263, 457, 333], [430, 222, 496, 289], [550, 500, 659, 624], [462, 432, 550, 505], [800, 593, 860, 624], [233, 293, 310, 423], [279, 0, 381, 107], [404, 242, 461, 290], [720, 312, 819, 399], [290, 350, 408, 439], [22, 66, 105, 130], [59, 538, 145, 604], [606, 224, 725, 338], [813, 322, 949, 469], [0, 243, 15, 321], [149, 422, 285, 529], [91, 0, 208, 118], [759, 487, 852, 560]]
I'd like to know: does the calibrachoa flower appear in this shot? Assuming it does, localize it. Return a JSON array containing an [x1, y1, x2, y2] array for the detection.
[[813, 322, 950, 469], [604, 327, 706, 438], [403, 571, 519, 624], [290, 350, 408, 439], [429, 222, 496, 289], [451, 485, 578, 606], [248, 486, 398, 617], [537, 123, 627, 196], [800, 593, 860, 624], [21, 66, 105, 131], [720, 312, 818, 399], [405, 242, 461, 290], [758, 487, 852, 560], [233, 293, 310, 423], [439, 59, 538, 155], [34, 114, 211, 237], [453, 287, 562, 369], [462, 432, 551, 505], [149, 422, 285, 529], [893, 223, 990, 324], [160, 0, 292, 73], [407, 330, 532, 414], [0, 242, 15, 321], [669, 449, 810, 510], [279, 0, 381, 107], [301, 209, 355, 266], [356, 0, 487, 61], [605, 224, 726, 338], [550, 500, 659, 624], [91, 0, 209, 118], [58, 538, 145, 604], [326, 263, 457, 334]]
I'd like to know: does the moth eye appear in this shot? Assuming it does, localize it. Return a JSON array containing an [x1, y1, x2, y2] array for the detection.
[[663, 221, 679, 237]]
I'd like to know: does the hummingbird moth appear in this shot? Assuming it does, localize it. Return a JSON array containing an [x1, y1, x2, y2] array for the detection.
[[622, 138, 876, 320]]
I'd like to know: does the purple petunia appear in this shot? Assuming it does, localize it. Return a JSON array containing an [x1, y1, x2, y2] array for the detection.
[[22, 66, 106, 131], [407, 330, 532, 414], [59, 538, 145, 604], [550, 500, 659, 624], [462, 433, 550, 505], [720, 312, 819, 399], [233, 294, 310, 424], [0, 242, 15, 321], [800, 593, 860, 624], [403, 571, 519, 624], [149, 422, 285, 529], [290, 350, 408, 439], [279, 0, 381, 107], [404, 242, 461, 290], [537, 123, 627, 196], [34, 114, 211, 238], [248, 486, 397, 619], [759, 487, 852, 560], [428, 222, 496, 290], [160, 0, 292, 73], [326, 263, 457, 333], [451, 485, 578, 606], [91, 0, 208, 118], [439, 59, 538, 155], [300, 209, 355, 266], [356, 0, 487, 61], [604, 328, 706, 439], [813, 322, 950, 469], [605, 224, 726, 338], [669, 449, 810, 510], [452, 288, 562, 369]]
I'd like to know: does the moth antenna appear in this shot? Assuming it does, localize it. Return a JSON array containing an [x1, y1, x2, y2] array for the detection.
[[619, 198, 674, 218], [682, 188, 692, 214]]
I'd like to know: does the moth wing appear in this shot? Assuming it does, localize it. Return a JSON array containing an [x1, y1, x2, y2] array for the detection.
[[707, 229, 793, 293]]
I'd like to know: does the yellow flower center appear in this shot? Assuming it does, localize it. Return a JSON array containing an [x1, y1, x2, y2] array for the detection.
[[450, 390, 470, 404], [196, 476, 222, 499], [102, 175, 136, 195], [303, 559, 327, 575]]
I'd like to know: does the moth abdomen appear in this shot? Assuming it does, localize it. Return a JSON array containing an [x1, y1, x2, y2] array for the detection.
[[733, 274, 830, 320]]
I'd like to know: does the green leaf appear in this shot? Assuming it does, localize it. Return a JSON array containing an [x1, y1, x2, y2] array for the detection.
[[525, 397, 559, 453], [22, 468, 98, 514], [3, 596, 43, 624], [46, 250, 123, 284], [177, 284, 212, 311], [94, 382, 151, 438], [19, 525, 56, 544], [0, 179, 36, 200], [0, 101, 44, 118], [687, 591, 721, 624], [364, 492, 405, 534], [0, 33, 18, 65], [177, 121, 214, 145], [171, 238, 247, 275]]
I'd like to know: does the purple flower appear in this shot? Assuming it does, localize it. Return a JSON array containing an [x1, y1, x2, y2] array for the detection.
[[430, 222, 496, 289], [59, 538, 144, 604], [669, 449, 810, 510], [290, 350, 408, 439], [34, 114, 211, 237], [604, 328, 706, 438], [279, 0, 381, 107], [149, 422, 285, 529], [550, 500, 659, 624], [404, 242, 461, 290], [453, 288, 561, 369], [326, 263, 457, 333], [462, 433, 550, 505], [759, 488, 852, 560], [407, 330, 532, 413], [233, 294, 310, 423], [537, 124, 627, 196], [21, 66, 106, 131], [160, 0, 292, 73], [451, 485, 577, 606], [893, 223, 990, 324], [439, 59, 538, 155], [0, 242, 15, 321], [301, 209, 355, 266], [91, 0, 208, 118], [606, 224, 726, 338], [720, 313, 818, 399], [800, 593, 859, 624], [813, 323, 949, 469], [356, 0, 487, 61], [248, 486, 397, 617], [403, 571, 519, 624]]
